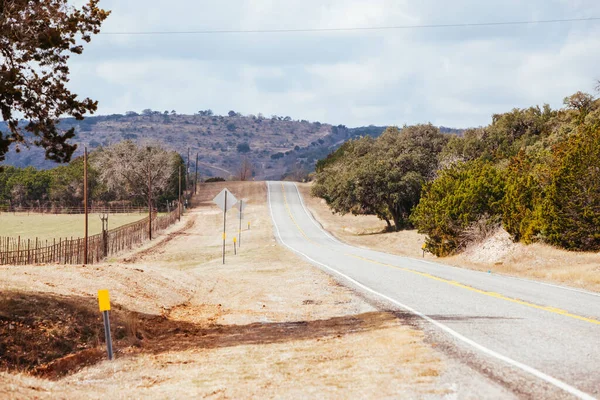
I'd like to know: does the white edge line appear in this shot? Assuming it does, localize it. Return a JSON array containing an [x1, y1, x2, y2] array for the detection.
[[270, 182, 596, 400], [292, 183, 600, 299], [292, 182, 345, 245]]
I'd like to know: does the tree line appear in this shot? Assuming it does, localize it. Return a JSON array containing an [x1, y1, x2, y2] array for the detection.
[[0, 141, 186, 210], [313, 91, 600, 255]]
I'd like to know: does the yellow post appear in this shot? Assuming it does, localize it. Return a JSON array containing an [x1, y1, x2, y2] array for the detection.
[[98, 290, 113, 360], [98, 289, 111, 311]]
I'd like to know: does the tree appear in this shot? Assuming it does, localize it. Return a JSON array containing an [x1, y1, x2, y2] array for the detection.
[[0, 0, 110, 164], [93, 141, 177, 206], [237, 157, 253, 181], [228, 110, 237, 117], [313, 125, 448, 230], [544, 125, 600, 250], [236, 143, 250, 153], [563, 91, 594, 112]]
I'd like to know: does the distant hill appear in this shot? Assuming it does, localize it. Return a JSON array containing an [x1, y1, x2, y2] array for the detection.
[[1, 111, 465, 179]]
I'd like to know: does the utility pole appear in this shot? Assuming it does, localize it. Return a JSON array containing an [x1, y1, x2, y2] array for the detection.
[[83, 147, 88, 264], [147, 151, 152, 240], [194, 152, 199, 195], [223, 191, 227, 265], [186, 147, 190, 197], [178, 165, 182, 221]]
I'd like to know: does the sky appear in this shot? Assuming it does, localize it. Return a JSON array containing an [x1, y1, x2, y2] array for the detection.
[[67, 0, 600, 128]]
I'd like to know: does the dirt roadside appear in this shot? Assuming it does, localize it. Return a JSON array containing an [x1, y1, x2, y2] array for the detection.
[[0, 181, 512, 399], [297, 183, 600, 292]]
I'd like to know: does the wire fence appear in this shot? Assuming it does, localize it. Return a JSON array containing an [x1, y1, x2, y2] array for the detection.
[[0, 207, 182, 266], [0, 200, 182, 214]]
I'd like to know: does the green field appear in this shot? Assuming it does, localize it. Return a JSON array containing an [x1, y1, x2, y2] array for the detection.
[[0, 213, 148, 241]]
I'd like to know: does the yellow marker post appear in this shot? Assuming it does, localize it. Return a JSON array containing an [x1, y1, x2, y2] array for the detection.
[[248, 221, 250, 230], [233, 236, 237, 255], [98, 290, 114, 360]]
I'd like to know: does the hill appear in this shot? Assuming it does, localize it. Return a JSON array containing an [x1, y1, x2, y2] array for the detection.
[[1, 111, 464, 180]]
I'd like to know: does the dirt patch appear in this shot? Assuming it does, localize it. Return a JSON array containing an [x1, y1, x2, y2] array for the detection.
[[0, 291, 142, 378], [460, 228, 518, 264]]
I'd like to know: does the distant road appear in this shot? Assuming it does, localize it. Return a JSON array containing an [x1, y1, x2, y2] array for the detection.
[[197, 161, 232, 176], [268, 181, 600, 399]]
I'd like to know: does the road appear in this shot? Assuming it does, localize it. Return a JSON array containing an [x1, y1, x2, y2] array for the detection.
[[267, 181, 600, 399]]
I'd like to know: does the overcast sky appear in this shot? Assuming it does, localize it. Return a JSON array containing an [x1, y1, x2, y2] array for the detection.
[[68, 0, 600, 128]]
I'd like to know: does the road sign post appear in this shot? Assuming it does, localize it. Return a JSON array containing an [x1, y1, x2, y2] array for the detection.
[[98, 289, 113, 360], [234, 199, 246, 248], [212, 188, 238, 265]]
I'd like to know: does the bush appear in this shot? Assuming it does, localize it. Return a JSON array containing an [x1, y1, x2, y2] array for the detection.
[[236, 143, 250, 153], [411, 160, 506, 256], [501, 150, 549, 243], [544, 125, 600, 250], [205, 177, 226, 183]]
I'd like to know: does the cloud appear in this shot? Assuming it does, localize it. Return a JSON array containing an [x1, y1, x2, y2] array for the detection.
[[66, 0, 600, 128]]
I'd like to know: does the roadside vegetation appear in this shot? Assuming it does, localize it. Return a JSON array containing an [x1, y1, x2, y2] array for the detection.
[[313, 90, 600, 256], [0, 141, 186, 212]]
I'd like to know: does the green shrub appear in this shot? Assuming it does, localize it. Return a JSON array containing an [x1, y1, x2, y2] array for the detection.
[[205, 177, 226, 183], [544, 125, 600, 250], [411, 160, 506, 256], [501, 150, 550, 243]]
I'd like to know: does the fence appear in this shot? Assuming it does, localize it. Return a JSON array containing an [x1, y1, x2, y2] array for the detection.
[[0, 207, 182, 266], [0, 204, 178, 214]]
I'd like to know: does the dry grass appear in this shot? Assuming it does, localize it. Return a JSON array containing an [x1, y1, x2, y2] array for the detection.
[[297, 183, 600, 293], [450, 229, 600, 292], [296, 183, 431, 260], [0, 181, 458, 399], [0, 213, 148, 241]]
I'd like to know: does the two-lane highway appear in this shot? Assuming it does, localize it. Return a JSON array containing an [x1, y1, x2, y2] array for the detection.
[[267, 181, 600, 399]]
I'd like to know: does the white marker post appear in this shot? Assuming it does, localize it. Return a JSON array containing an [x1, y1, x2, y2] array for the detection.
[[212, 188, 238, 264], [98, 289, 113, 360], [234, 199, 247, 248]]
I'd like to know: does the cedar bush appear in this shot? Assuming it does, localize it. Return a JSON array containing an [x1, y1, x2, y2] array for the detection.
[[501, 150, 550, 243], [411, 160, 506, 256], [544, 125, 600, 250]]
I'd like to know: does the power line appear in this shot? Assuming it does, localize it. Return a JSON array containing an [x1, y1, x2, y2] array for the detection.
[[100, 17, 600, 35]]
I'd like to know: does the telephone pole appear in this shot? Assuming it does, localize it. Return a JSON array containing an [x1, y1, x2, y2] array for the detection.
[[194, 152, 199, 195], [186, 147, 190, 197], [178, 165, 182, 221], [83, 147, 88, 264], [147, 158, 152, 240]]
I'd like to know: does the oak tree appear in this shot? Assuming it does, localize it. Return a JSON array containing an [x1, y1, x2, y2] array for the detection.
[[0, 0, 110, 164]]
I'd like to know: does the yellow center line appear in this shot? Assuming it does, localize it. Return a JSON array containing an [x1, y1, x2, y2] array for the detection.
[[280, 183, 321, 246], [345, 253, 600, 326], [278, 183, 600, 326]]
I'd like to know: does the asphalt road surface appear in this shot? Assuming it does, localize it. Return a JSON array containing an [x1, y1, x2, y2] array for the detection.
[[267, 181, 600, 399]]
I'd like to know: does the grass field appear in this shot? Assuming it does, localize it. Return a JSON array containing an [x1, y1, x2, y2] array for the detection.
[[0, 212, 148, 241]]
